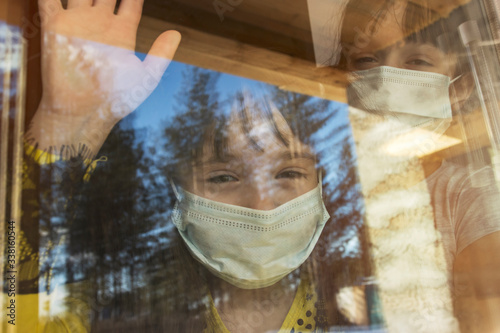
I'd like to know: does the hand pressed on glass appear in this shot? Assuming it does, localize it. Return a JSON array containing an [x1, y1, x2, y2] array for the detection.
[[28, 0, 180, 157]]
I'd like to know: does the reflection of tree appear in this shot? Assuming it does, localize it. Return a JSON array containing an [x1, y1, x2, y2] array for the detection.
[[320, 136, 370, 286], [269, 87, 336, 146], [64, 66, 225, 331], [147, 66, 225, 330], [163, 67, 222, 170], [65, 115, 171, 326], [268, 87, 370, 286]]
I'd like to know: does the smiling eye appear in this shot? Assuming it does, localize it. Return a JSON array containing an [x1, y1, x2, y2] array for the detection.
[[407, 58, 433, 67], [276, 170, 305, 180], [207, 175, 238, 184], [350, 56, 379, 70], [355, 56, 378, 64]]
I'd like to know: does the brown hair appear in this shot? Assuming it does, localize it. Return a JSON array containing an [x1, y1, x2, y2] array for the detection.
[[338, 0, 467, 70]]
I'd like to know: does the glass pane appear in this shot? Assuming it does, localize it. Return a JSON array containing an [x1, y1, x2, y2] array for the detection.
[[5, 0, 500, 332]]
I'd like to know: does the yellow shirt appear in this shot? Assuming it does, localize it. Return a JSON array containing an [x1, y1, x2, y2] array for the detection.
[[205, 279, 325, 333], [3, 144, 105, 332]]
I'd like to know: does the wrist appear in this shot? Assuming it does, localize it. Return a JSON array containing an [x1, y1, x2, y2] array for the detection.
[[26, 103, 116, 159]]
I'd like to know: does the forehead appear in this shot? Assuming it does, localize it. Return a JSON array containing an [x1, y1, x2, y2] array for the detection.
[[201, 107, 312, 163], [342, 2, 408, 52]]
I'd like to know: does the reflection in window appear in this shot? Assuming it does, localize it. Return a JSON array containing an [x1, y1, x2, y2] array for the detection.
[[331, 0, 500, 331], [12, 20, 383, 326]]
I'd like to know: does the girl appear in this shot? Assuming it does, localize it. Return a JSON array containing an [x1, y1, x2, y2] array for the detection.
[[339, 1, 500, 331]]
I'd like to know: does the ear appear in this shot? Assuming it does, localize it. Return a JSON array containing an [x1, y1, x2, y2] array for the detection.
[[450, 72, 474, 113]]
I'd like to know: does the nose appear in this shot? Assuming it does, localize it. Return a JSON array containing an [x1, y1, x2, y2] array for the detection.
[[241, 183, 277, 211], [381, 52, 401, 68], [380, 44, 403, 68]]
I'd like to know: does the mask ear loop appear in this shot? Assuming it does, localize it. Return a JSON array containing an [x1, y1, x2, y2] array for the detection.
[[450, 74, 463, 85], [318, 170, 323, 196], [168, 178, 186, 231], [168, 177, 182, 202]]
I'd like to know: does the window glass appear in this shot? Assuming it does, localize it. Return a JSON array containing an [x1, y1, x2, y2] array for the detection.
[[2, 0, 500, 332], [334, 0, 500, 332]]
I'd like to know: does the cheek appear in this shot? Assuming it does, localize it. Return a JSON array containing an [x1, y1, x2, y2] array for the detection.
[[203, 190, 243, 205], [278, 176, 318, 200], [177, 174, 195, 193], [445, 55, 458, 76], [424, 65, 453, 76], [434, 55, 457, 77], [303, 174, 319, 193]]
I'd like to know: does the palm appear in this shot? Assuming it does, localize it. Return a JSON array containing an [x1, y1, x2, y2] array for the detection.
[[44, 6, 137, 50], [33, 0, 180, 153]]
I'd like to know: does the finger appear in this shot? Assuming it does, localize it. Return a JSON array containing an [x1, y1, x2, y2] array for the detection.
[[117, 0, 144, 25], [38, 0, 63, 21], [67, 0, 92, 9], [93, 0, 117, 11], [143, 30, 181, 89], [146, 30, 181, 59]]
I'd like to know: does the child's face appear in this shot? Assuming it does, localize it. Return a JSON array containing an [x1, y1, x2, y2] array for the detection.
[[342, 2, 457, 77], [179, 110, 318, 210]]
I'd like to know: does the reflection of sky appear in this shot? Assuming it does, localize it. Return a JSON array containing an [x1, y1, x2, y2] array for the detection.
[[0, 22, 22, 72], [134, 60, 351, 158], [134, 61, 275, 130]]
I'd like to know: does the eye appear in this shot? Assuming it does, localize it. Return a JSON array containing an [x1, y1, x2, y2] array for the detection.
[[350, 55, 379, 70], [354, 56, 378, 64], [207, 174, 238, 184], [276, 170, 306, 180], [407, 58, 433, 67]]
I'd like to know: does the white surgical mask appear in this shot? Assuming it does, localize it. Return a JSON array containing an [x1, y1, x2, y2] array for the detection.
[[170, 181, 330, 289], [346, 66, 457, 128]]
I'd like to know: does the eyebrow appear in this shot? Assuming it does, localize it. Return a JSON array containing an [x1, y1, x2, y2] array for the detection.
[[196, 150, 316, 165], [278, 151, 316, 161], [198, 153, 240, 165]]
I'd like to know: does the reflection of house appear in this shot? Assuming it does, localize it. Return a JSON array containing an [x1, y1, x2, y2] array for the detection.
[[349, 109, 458, 332], [137, 0, 348, 103]]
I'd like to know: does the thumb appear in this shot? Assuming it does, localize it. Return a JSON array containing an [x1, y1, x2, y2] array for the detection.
[[143, 30, 181, 82]]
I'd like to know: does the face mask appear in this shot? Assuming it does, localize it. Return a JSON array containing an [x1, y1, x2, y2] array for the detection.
[[346, 66, 457, 128], [170, 181, 330, 289]]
